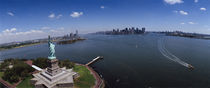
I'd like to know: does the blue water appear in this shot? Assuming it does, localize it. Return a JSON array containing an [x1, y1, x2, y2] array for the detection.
[[1, 33, 210, 88]]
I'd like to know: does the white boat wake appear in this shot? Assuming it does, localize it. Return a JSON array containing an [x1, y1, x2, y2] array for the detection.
[[158, 39, 189, 68]]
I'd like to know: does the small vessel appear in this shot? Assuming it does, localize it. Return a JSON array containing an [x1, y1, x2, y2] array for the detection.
[[188, 64, 194, 70]]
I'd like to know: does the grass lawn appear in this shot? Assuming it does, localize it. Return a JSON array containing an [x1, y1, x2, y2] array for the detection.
[[73, 65, 96, 88], [0, 72, 4, 78], [17, 76, 34, 88]]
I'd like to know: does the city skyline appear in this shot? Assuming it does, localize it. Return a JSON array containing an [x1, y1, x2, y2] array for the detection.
[[0, 0, 210, 43]]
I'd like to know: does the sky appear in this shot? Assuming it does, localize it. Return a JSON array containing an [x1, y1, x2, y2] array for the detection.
[[0, 0, 210, 43]]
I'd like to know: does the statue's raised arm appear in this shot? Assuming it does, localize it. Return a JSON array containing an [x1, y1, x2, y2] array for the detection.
[[48, 35, 56, 59]]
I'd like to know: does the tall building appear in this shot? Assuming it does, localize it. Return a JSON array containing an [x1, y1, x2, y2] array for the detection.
[[76, 30, 78, 36], [142, 27, 146, 33]]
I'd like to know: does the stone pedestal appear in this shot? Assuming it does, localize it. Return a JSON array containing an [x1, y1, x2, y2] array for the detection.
[[31, 58, 77, 88], [45, 59, 62, 76], [31, 36, 78, 88]]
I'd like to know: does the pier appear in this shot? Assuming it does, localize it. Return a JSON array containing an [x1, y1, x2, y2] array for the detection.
[[86, 56, 103, 66], [84, 56, 105, 88]]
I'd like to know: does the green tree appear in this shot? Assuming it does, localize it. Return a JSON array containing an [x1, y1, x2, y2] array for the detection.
[[2, 59, 34, 83], [2, 69, 19, 83], [59, 59, 75, 69], [33, 57, 48, 69], [10, 75, 19, 83]]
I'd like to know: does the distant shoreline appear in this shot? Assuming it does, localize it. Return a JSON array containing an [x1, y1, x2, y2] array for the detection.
[[57, 38, 86, 45], [152, 31, 210, 40], [0, 38, 86, 51], [0, 42, 43, 51]]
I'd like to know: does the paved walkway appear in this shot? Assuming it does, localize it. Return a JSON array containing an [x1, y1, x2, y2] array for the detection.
[[25, 60, 104, 88], [85, 65, 104, 88], [25, 60, 32, 66], [0, 78, 15, 88]]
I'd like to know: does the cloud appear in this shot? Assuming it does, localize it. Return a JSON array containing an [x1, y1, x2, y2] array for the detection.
[[179, 10, 188, 15], [48, 13, 55, 18], [188, 22, 195, 24], [70, 12, 83, 18], [0, 27, 90, 44], [56, 14, 62, 19], [174, 10, 188, 15], [0, 28, 44, 43], [180, 22, 196, 25], [58, 27, 64, 30], [7, 12, 14, 16], [180, 22, 185, 25], [173, 10, 178, 13], [200, 7, 206, 11], [0, 27, 71, 44], [100, 6, 105, 9], [194, 0, 198, 3], [1, 28, 43, 36], [15, 30, 43, 35], [164, 0, 184, 5], [41, 27, 51, 30], [48, 13, 63, 19], [3, 28, 17, 33]]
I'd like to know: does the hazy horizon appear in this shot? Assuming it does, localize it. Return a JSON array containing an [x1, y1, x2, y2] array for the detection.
[[0, 0, 210, 43]]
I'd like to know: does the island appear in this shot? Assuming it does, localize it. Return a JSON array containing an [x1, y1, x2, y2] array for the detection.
[[57, 30, 86, 45], [154, 31, 210, 40], [0, 30, 86, 51], [0, 58, 104, 88], [0, 41, 42, 51], [0, 36, 104, 88]]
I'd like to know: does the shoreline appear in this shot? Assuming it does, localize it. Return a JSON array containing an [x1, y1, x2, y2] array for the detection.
[[1, 59, 105, 88], [0, 38, 86, 51], [57, 38, 86, 45], [0, 42, 43, 51], [76, 63, 105, 88], [27, 60, 105, 88]]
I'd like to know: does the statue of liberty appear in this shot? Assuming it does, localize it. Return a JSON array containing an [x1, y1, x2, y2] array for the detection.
[[48, 35, 56, 59]]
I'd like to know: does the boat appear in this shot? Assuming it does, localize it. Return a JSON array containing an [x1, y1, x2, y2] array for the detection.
[[188, 64, 194, 70]]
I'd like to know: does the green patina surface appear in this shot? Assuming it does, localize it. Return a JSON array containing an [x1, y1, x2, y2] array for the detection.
[[73, 65, 95, 88], [17, 76, 34, 88], [48, 36, 56, 60]]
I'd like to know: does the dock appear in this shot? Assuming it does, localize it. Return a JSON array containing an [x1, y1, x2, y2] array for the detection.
[[84, 56, 105, 88], [86, 56, 103, 66]]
